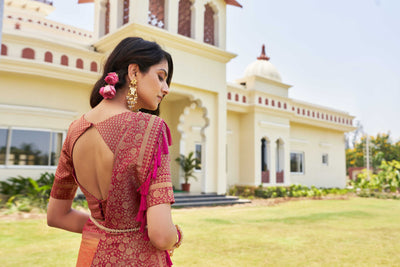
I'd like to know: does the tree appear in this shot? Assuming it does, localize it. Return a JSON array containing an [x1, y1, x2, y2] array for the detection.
[[346, 132, 400, 173]]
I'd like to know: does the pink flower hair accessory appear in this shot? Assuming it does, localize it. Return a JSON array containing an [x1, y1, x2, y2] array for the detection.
[[99, 72, 119, 99]]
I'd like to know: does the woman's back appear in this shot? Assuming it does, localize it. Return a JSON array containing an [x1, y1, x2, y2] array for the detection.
[[73, 107, 128, 201], [73, 125, 113, 201]]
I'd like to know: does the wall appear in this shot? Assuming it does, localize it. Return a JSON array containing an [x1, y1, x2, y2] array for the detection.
[[289, 122, 347, 188], [226, 110, 240, 188]]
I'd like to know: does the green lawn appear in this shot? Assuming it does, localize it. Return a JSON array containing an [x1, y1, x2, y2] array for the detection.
[[1, 197, 400, 266]]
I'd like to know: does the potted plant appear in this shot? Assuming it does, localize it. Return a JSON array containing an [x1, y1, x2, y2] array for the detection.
[[175, 151, 201, 192]]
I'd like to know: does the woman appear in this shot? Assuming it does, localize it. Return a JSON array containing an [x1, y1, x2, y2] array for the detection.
[[47, 37, 182, 266]]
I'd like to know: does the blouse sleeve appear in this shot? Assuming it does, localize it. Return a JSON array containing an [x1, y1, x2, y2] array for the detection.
[[146, 122, 175, 207], [50, 123, 78, 200]]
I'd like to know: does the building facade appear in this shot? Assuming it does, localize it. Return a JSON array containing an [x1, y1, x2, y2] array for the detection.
[[0, 0, 355, 194]]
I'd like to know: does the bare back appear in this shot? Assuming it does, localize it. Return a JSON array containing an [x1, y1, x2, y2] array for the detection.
[[72, 108, 127, 200], [73, 127, 113, 200]]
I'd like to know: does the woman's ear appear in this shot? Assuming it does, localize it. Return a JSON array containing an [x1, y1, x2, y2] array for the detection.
[[128, 64, 138, 81]]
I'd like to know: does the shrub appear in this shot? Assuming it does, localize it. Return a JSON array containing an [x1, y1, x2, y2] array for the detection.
[[349, 160, 400, 199], [229, 184, 348, 199], [0, 172, 55, 211]]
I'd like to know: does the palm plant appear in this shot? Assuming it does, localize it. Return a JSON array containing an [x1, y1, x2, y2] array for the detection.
[[175, 151, 201, 185]]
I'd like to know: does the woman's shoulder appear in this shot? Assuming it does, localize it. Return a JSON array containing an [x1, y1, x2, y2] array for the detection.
[[132, 112, 166, 126]]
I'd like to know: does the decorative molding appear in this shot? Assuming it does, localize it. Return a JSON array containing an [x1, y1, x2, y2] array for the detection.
[[259, 120, 290, 129], [0, 57, 99, 85], [191, 126, 202, 131], [0, 104, 78, 118], [290, 138, 309, 144], [319, 142, 333, 147], [94, 23, 236, 63]]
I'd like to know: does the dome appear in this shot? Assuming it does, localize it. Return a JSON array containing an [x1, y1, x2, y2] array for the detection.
[[243, 45, 282, 82]]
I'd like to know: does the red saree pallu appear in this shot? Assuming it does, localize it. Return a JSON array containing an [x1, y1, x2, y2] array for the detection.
[[50, 112, 175, 266]]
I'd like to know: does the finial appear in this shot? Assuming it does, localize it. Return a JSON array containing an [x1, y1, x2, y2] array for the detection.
[[257, 44, 270, 61]]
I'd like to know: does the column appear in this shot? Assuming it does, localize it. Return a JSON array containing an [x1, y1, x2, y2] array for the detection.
[[129, 0, 149, 25], [167, 0, 178, 34], [192, 1, 204, 43], [269, 139, 277, 184]]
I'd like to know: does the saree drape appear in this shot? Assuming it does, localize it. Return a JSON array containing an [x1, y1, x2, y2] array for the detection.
[[50, 111, 175, 266]]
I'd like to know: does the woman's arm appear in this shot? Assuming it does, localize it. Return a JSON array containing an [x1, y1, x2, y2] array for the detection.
[[146, 203, 177, 250], [47, 197, 89, 233]]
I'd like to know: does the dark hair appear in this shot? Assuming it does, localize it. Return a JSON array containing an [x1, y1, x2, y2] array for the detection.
[[90, 37, 174, 115]]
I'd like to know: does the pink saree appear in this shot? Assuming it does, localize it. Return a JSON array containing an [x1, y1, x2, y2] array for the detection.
[[50, 111, 175, 266]]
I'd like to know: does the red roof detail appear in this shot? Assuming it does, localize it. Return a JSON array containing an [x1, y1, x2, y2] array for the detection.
[[257, 44, 270, 61], [225, 0, 242, 8]]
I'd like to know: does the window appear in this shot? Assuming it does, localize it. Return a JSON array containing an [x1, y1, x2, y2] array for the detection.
[[290, 152, 304, 174], [61, 55, 68, 66], [105, 0, 110, 34], [76, 59, 84, 69], [22, 48, 35, 59], [178, 0, 192, 37], [195, 143, 202, 170], [203, 4, 215, 45], [322, 153, 328, 165], [0, 128, 64, 167], [123, 0, 130, 25], [1, 44, 7, 56], [44, 51, 53, 63], [0, 128, 8, 165], [148, 0, 165, 28]]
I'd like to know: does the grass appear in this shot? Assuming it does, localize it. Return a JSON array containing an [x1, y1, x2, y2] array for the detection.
[[1, 197, 400, 266]]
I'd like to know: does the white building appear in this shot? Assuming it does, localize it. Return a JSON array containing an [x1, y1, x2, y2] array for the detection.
[[0, 0, 355, 194]]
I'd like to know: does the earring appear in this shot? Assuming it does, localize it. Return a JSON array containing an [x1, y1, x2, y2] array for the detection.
[[126, 78, 138, 112]]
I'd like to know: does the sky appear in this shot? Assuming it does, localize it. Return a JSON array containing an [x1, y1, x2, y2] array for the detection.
[[46, 0, 400, 141]]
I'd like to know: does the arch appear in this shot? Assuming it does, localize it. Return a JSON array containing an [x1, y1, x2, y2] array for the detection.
[[258, 97, 262, 104], [227, 92, 231, 100], [61, 55, 69, 66], [178, 0, 192, 37], [277, 101, 281, 108], [22, 48, 35, 59], [1, 44, 7, 56], [203, 3, 216, 45], [265, 98, 268, 105], [235, 94, 238, 101], [44, 51, 53, 63], [271, 100, 275, 107], [90, 61, 98, 72], [261, 137, 271, 183], [284, 103, 287, 109], [76, 58, 84, 69], [177, 96, 210, 192], [242, 96, 246, 103], [148, 0, 165, 28]]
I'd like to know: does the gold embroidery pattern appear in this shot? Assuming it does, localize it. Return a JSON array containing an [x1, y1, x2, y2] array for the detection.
[[50, 112, 175, 265]]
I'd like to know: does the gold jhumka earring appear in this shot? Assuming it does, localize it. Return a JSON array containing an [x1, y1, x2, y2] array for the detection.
[[126, 78, 138, 112]]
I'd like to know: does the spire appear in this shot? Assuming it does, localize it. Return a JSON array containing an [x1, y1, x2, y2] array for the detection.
[[257, 44, 270, 61]]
